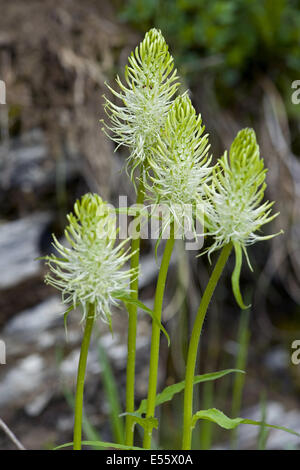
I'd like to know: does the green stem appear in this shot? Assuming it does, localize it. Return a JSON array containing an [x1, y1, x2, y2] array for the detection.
[[230, 307, 250, 448], [73, 305, 95, 450], [182, 243, 232, 450], [125, 174, 145, 446], [143, 223, 175, 449]]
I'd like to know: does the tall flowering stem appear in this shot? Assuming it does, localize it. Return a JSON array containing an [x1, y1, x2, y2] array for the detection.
[[44, 193, 133, 450], [182, 127, 280, 449], [103, 28, 179, 446], [204, 128, 281, 308], [143, 95, 212, 449], [182, 243, 232, 450], [125, 172, 145, 446], [73, 304, 95, 450], [143, 223, 175, 449]]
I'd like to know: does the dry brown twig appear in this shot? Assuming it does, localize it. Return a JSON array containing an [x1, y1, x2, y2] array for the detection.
[[0, 417, 26, 450]]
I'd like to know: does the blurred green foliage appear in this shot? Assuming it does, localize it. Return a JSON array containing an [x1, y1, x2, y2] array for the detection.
[[119, 0, 300, 108]]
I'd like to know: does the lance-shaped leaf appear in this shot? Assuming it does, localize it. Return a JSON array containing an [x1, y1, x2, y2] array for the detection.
[[54, 440, 143, 450], [137, 369, 244, 415], [192, 408, 300, 438]]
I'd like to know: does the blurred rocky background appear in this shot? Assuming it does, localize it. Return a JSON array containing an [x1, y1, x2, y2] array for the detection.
[[0, 0, 300, 450]]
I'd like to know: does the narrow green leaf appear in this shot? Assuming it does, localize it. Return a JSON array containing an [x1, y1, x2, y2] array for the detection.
[[232, 242, 250, 309], [119, 294, 170, 346], [192, 408, 300, 438], [98, 342, 125, 444], [231, 307, 251, 449], [54, 440, 144, 450], [257, 391, 269, 450], [137, 369, 244, 415], [62, 386, 101, 448]]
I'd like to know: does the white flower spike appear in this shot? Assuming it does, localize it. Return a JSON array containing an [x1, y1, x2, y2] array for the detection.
[[44, 193, 134, 325], [147, 94, 212, 237], [204, 128, 282, 308], [103, 28, 179, 182]]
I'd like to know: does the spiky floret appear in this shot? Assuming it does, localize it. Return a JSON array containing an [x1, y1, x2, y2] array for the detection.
[[44, 193, 134, 324], [146, 94, 212, 236], [204, 128, 281, 307], [103, 28, 179, 180]]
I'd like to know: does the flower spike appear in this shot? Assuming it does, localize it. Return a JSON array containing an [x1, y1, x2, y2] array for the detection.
[[44, 193, 134, 324], [102, 28, 179, 182], [204, 128, 282, 308], [146, 94, 212, 238]]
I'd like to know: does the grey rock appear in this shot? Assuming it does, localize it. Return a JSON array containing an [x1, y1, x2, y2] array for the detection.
[[4, 296, 63, 338], [0, 354, 45, 407], [0, 212, 52, 289]]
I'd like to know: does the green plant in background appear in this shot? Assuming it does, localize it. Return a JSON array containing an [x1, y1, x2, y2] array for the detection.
[[98, 341, 125, 445], [63, 386, 102, 449], [44, 28, 300, 451], [257, 391, 270, 450], [231, 307, 251, 449], [119, 0, 300, 107]]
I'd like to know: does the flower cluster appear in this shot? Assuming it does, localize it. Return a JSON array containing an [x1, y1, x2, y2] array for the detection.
[[41, 29, 284, 454], [45, 193, 134, 324], [146, 94, 212, 236], [204, 128, 281, 306], [46, 30, 281, 321], [103, 28, 179, 179]]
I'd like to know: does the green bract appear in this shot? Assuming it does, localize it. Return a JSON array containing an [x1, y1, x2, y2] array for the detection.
[[146, 94, 212, 236], [103, 28, 179, 181], [204, 128, 281, 307], [44, 193, 134, 324]]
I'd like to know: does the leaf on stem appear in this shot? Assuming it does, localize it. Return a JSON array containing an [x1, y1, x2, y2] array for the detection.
[[119, 294, 170, 346], [120, 412, 158, 433], [137, 369, 244, 415], [192, 408, 300, 438], [54, 440, 144, 450], [232, 242, 250, 309]]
